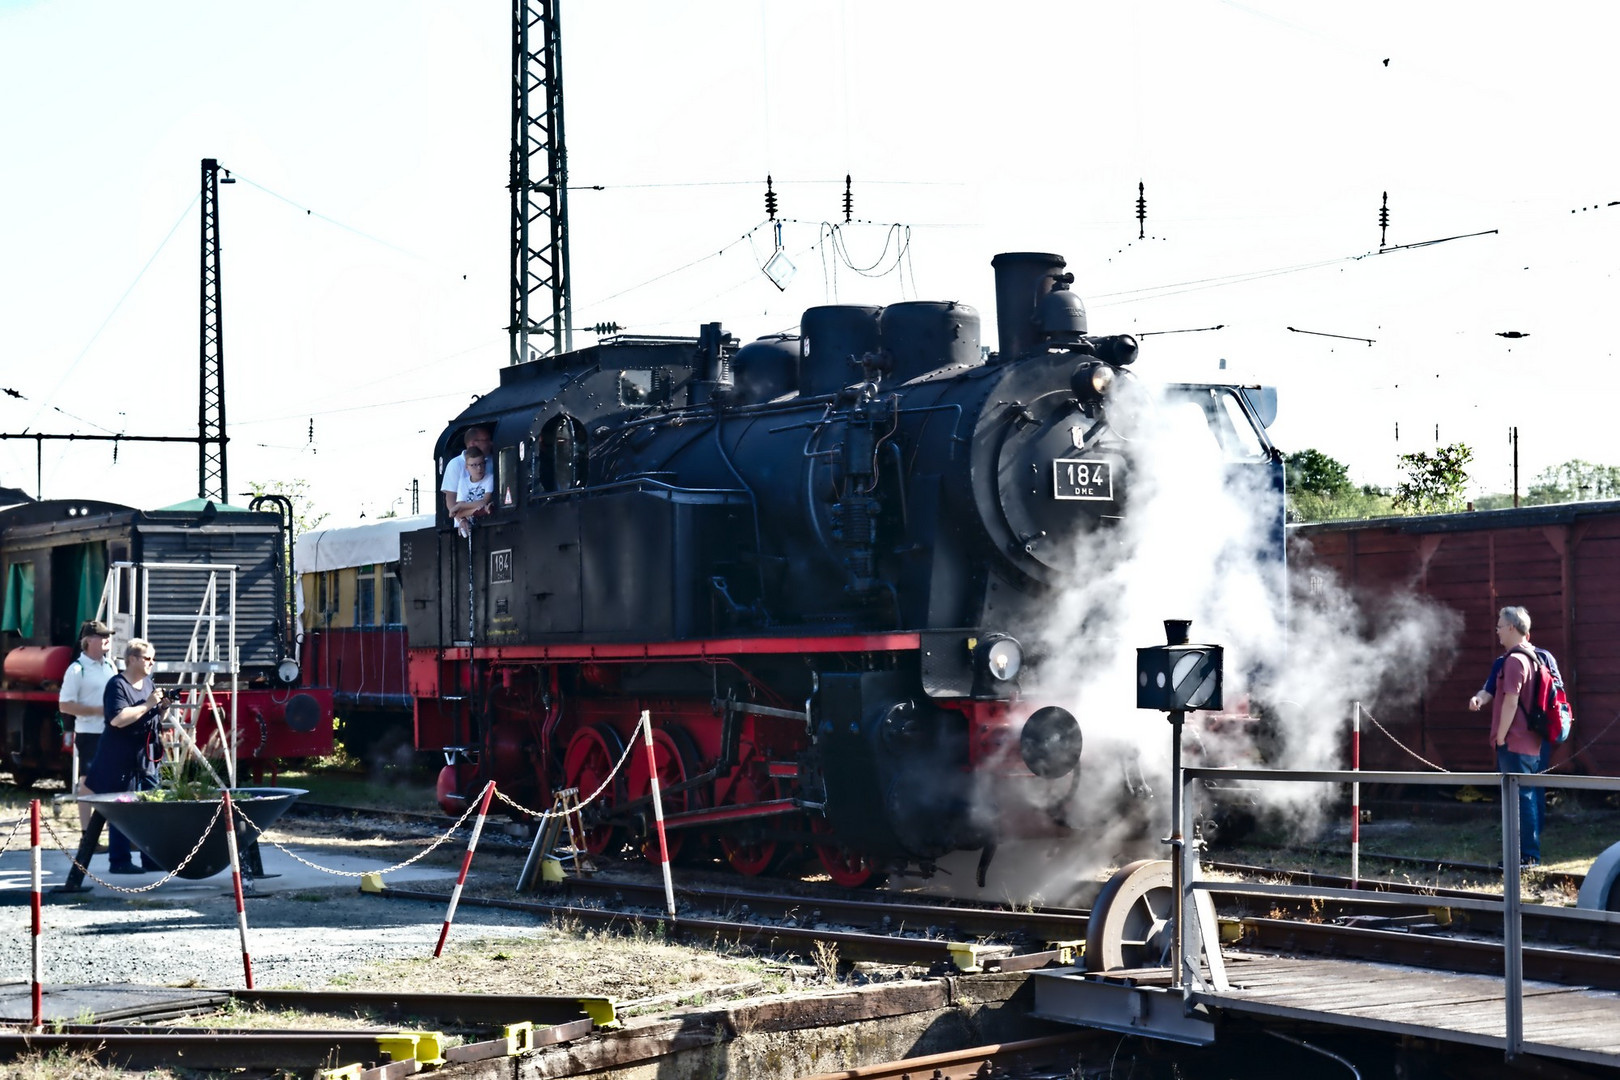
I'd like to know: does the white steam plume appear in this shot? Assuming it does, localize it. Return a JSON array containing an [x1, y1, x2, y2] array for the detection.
[[929, 379, 1461, 906]]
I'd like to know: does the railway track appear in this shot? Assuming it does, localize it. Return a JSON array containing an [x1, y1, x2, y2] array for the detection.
[[0, 988, 602, 1073], [546, 873, 1091, 945], [374, 884, 1078, 971]]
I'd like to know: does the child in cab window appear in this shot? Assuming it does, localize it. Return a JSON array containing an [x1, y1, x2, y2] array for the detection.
[[452, 445, 495, 537]]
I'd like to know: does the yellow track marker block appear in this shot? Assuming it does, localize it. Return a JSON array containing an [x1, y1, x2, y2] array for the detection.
[[947, 943, 983, 973], [360, 872, 386, 893], [578, 997, 618, 1028], [377, 1032, 444, 1066], [503, 1021, 535, 1055]]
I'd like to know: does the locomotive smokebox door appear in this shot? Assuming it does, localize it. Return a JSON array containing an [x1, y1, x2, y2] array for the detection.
[[1136, 619, 1223, 712]]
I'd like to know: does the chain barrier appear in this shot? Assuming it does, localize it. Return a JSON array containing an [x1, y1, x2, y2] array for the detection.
[[1542, 708, 1620, 774], [41, 800, 226, 894], [1360, 707, 1451, 773], [491, 712, 648, 821], [235, 786, 487, 879], [1364, 703, 1620, 780], [0, 815, 27, 858]]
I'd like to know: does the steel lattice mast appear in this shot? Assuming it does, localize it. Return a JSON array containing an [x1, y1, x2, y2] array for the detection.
[[199, 158, 228, 500], [509, 0, 572, 365]]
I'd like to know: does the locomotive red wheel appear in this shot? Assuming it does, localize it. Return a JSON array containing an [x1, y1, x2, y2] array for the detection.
[[562, 724, 628, 855], [626, 726, 700, 864], [811, 816, 881, 888], [718, 765, 780, 877]]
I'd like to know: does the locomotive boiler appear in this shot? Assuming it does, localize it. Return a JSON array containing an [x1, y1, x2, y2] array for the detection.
[[402, 251, 1283, 885]]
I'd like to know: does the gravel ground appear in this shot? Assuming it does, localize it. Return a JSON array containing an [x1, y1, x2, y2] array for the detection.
[[0, 877, 569, 990]]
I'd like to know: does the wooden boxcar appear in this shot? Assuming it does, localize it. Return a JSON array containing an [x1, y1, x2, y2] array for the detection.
[[1292, 500, 1620, 775]]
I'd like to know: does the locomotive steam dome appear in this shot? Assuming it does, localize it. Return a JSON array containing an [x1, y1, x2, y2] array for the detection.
[[731, 333, 801, 404], [800, 304, 882, 396]]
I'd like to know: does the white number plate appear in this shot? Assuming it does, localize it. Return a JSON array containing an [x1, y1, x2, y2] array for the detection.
[[1053, 459, 1113, 501]]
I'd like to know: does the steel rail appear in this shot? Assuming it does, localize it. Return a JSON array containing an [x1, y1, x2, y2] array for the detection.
[[1205, 860, 1575, 904], [0, 1031, 423, 1071], [232, 987, 611, 1027], [374, 886, 1026, 968], [1, 1014, 595, 1072], [545, 874, 1090, 942], [792, 1030, 1091, 1080]]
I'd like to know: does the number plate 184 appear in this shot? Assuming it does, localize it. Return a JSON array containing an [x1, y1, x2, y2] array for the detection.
[[1053, 459, 1114, 501]]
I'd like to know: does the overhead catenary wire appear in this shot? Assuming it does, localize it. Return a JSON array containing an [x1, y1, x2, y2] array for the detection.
[[24, 194, 200, 434]]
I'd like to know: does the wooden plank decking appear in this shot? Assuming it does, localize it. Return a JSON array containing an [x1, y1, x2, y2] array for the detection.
[[1197, 952, 1620, 1067]]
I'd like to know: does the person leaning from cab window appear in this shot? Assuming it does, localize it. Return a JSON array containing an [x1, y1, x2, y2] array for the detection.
[[440, 424, 493, 515], [450, 444, 495, 538], [80, 639, 165, 874], [57, 620, 117, 831]]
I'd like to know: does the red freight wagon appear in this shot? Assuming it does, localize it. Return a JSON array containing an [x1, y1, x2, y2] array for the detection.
[[1292, 500, 1620, 776]]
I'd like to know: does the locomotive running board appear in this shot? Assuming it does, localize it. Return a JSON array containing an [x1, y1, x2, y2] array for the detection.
[[652, 798, 801, 831]]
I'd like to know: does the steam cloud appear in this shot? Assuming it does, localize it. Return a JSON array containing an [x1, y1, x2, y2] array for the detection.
[[935, 379, 1461, 906]]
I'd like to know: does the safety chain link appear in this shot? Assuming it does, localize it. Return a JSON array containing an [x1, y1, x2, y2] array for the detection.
[[235, 784, 488, 879], [491, 713, 648, 821], [0, 815, 27, 858], [41, 800, 226, 894], [1361, 707, 1451, 773]]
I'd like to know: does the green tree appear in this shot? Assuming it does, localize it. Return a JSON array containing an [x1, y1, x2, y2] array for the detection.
[[1282, 449, 1398, 522], [245, 478, 327, 535], [1285, 449, 1353, 498], [1526, 459, 1620, 505], [1393, 443, 1473, 515]]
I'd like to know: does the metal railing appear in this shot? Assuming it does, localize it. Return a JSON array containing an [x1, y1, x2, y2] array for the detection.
[[1176, 764, 1620, 1062]]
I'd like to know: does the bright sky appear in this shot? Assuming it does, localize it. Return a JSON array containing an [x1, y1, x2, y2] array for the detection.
[[3, 1, 1616, 521]]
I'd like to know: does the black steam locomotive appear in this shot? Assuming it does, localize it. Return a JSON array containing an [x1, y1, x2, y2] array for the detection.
[[401, 252, 1283, 885]]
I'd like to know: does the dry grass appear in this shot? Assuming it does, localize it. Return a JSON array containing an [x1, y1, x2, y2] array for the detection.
[[1, 1048, 183, 1080], [332, 922, 795, 1003]]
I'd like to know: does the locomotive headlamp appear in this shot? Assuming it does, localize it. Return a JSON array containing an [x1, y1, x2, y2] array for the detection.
[[1071, 361, 1115, 403], [277, 658, 301, 684], [980, 635, 1024, 682]]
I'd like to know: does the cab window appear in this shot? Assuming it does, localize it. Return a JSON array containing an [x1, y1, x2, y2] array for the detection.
[[536, 414, 588, 492]]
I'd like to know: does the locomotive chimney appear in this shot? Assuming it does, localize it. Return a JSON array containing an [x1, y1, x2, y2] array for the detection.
[[990, 252, 1068, 363]]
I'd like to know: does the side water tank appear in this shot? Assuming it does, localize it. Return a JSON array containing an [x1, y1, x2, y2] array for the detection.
[[800, 305, 882, 397], [879, 301, 981, 385], [731, 334, 801, 404]]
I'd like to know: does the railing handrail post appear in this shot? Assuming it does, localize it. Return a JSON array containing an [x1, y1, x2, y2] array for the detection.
[[1503, 770, 1524, 1060]]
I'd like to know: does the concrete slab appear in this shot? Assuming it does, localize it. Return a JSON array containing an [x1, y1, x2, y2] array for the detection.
[[0, 839, 453, 900]]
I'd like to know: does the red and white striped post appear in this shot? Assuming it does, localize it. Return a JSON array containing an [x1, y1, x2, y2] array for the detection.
[[639, 711, 677, 922], [1350, 701, 1362, 889], [434, 781, 496, 957], [220, 790, 254, 988], [29, 799, 43, 1031]]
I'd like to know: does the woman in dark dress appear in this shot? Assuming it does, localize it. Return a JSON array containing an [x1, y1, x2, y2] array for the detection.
[[83, 639, 166, 873]]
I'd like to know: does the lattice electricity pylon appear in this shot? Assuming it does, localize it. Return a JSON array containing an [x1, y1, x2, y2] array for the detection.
[[198, 158, 229, 502], [509, 0, 573, 365]]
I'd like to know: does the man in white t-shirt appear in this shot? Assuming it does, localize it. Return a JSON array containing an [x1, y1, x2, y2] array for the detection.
[[57, 619, 117, 829], [440, 424, 493, 514]]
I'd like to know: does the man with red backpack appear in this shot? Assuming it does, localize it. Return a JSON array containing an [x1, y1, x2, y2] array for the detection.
[[1472, 606, 1546, 867]]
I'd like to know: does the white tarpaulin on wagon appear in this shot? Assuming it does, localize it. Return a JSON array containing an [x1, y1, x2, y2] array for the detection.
[[292, 514, 432, 621]]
